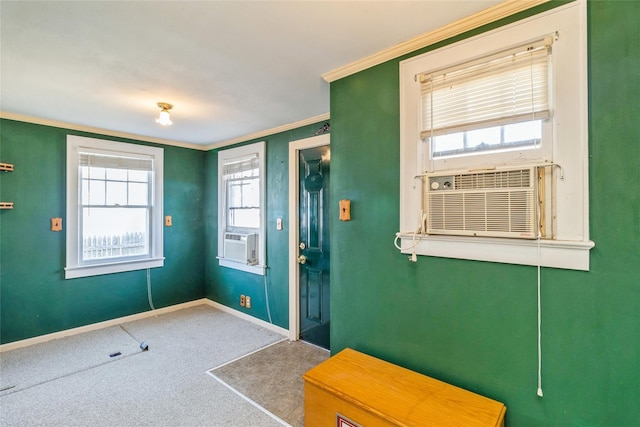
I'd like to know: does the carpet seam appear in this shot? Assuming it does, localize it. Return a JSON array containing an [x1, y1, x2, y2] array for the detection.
[[0, 351, 147, 398], [207, 337, 288, 372]]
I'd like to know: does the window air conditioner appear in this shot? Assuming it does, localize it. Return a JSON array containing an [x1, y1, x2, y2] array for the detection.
[[424, 167, 538, 239], [223, 232, 258, 264]]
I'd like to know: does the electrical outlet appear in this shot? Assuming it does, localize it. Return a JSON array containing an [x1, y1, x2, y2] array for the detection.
[[240, 295, 246, 307], [245, 296, 251, 309]]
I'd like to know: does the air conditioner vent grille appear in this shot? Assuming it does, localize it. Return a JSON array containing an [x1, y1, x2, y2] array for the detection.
[[426, 167, 537, 239], [454, 169, 531, 190]]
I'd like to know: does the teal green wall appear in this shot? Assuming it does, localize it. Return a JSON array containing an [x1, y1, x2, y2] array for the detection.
[[0, 119, 206, 344], [329, 1, 639, 426], [1, 2, 638, 424], [204, 122, 328, 329]]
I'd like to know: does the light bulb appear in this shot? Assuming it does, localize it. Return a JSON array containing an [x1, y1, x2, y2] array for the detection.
[[156, 110, 172, 126]]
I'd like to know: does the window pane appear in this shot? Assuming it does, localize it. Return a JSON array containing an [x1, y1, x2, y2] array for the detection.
[[242, 179, 260, 206], [82, 179, 88, 204], [433, 120, 543, 158], [229, 182, 243, 207], [106, 181, 127, 206], [128, 170, 148, 182], [82, 207, 149, 260], [87, 167, 106, 180], [433, 133, 464, 155], [504, 120, 542, 144], [467, 126, 501, 148], [87, 180, 105, 205], [128, 182, 148, 205], [106, 168, 127, 181], [228, 177, 259, 208], [229, 208, 260, 228]]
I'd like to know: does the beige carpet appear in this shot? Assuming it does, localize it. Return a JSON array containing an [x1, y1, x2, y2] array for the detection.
[[208, 340, 330, 427], [1, 305, 287, 427]]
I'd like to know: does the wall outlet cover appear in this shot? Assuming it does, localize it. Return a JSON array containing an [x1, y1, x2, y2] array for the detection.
[[51, 217, 63, 231]]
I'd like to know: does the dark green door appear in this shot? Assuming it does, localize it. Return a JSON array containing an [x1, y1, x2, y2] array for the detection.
[[298, 145, 330, 349]]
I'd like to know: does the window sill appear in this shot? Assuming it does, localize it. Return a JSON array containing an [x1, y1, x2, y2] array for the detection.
[[65, 257, 165, 279], [217, 258, 266, 276], [397, 234, 594, 271]]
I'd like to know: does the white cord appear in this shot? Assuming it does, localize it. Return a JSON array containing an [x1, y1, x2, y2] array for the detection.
[[394, 228, 421, 263], [536, 231, 543, 397], [393, 229, 420, 252], [263, 273, 273, 324], [395, 212, 427, 262], [147, 268, 155, 310]]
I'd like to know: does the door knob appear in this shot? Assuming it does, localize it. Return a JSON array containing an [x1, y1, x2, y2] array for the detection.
[[297, 255, 307, 264]]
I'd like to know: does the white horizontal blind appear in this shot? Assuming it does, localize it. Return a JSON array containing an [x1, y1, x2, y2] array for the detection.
[[420, 39, 551, 139], [80, 153, 153, 171], [223, 154, 259, 177]]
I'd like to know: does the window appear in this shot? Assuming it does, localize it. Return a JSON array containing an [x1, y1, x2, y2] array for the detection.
[[224, 156, 260, 230], [421, 39, 550, 161], [399, 1, 593, 270], [66, 136, 164, 279], [217, 141, 266, 275]]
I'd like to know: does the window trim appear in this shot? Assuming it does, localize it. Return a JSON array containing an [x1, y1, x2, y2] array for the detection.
[[65, 135, 164, 279], [398, 1, 593, 271], [217, 141, 266, 275]]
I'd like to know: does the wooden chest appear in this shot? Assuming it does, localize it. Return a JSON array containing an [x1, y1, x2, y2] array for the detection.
[[303, 348, 506, 427]]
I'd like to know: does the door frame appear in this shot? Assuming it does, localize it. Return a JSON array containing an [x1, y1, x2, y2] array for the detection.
[[288, 133, 330, 342]]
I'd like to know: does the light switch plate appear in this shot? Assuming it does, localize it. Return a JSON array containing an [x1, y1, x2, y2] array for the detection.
[[165, 216, 172, 226], [51, 217, 63, 231]]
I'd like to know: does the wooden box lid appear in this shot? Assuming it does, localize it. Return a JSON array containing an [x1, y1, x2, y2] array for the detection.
[[303, 348, 506, 427]]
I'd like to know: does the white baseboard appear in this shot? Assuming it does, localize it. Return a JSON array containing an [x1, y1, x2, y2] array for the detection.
[[203, 299, 289, 337], [0, 298, 288, 353]]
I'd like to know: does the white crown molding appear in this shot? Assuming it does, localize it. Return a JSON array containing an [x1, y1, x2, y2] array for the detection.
[[0, 111, 207, 151], [322, 0, 551, 83], [202, 112, 330, 151], [1, 111, 330, 152]]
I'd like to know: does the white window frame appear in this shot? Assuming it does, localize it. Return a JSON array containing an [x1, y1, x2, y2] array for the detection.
[[399, 1, 594, 271], [65, 135, 164, 279], [217, 141, 266, 275]]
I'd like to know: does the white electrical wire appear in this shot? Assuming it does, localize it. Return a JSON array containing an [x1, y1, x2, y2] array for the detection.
[[393, 229, 420, 252], [394, 212, 427, 262], [394, 212, 426, 250], [263, 272, 273, 324], [394, 228, 422, 263], [536, 231, 543, 397], [147, 268, 156, 310]]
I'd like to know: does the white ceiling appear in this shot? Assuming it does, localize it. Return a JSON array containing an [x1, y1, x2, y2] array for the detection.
[[1, 1, 502, 148]]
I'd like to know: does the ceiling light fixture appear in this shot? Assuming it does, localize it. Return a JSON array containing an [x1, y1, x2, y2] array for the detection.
[[155, 102, 173, 126]]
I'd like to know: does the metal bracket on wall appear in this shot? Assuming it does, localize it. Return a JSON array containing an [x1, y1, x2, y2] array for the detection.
[[0, 163, 14, 172], [0, 162, 14, 209]]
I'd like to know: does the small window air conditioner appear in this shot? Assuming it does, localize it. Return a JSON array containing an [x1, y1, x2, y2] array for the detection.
[[424, 167, 538, 239], [223, 232, 258, 264]]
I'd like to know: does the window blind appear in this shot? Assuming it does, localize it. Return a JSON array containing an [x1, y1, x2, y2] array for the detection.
[[420, 38, 551, 139], [80, 153, 153, 171], [223, 154, 259, 177]]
